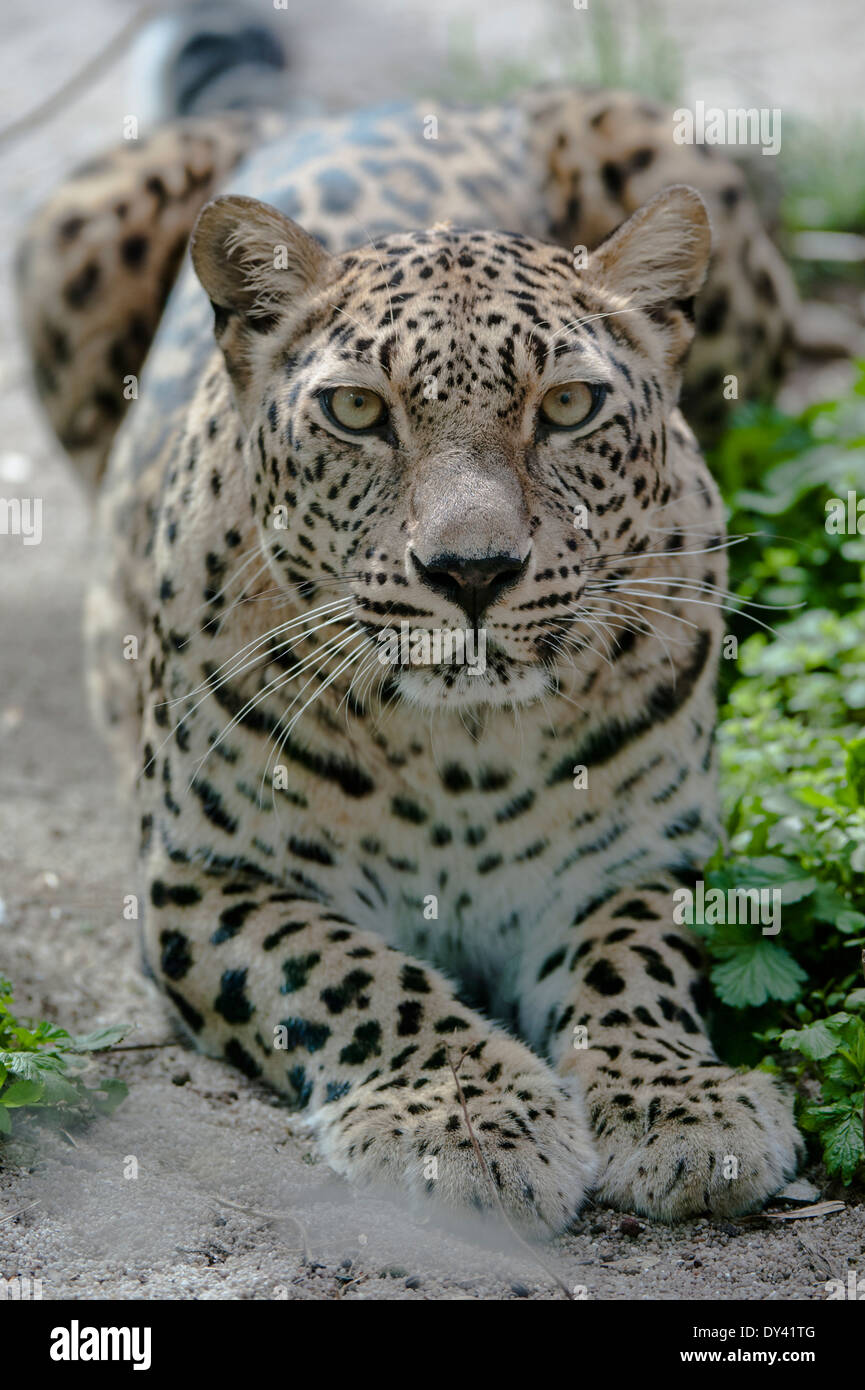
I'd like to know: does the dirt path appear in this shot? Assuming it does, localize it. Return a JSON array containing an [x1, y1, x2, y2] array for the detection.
[[1, 0, 862, 1300]]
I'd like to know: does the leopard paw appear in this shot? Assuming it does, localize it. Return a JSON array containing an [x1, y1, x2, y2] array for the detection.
[[311, 1036, 598, 1237], [586, 1064, 802, 1221]]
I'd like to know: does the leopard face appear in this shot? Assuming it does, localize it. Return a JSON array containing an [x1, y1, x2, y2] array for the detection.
[[191, 185, 713, 713]]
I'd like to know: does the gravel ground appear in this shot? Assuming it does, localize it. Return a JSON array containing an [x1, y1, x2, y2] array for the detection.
[[1, 0, 863, 1301]]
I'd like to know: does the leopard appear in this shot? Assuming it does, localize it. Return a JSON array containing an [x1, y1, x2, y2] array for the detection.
[[16, 70, 803, 1235]]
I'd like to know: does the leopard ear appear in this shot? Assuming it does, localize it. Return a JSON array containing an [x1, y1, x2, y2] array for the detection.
[[191, 195, 334, 402], [191, 194, 333, 315], [588, 185, 712, 307], [586, 185, 712, 377]]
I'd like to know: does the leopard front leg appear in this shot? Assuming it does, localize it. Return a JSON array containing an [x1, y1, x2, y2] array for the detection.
[[524, 882, 802, 1221], [145, 866, 597, 1236]]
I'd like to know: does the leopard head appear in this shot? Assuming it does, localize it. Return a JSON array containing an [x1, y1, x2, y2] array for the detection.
[[191, 184, 712, 711]]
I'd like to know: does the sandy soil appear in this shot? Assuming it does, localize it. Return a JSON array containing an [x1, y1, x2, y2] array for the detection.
[[1, 0, 863, 1301]]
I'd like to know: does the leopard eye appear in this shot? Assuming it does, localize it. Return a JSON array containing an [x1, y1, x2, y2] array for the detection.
[[539, 381, 603, 430], [321, 386, 387, 433]]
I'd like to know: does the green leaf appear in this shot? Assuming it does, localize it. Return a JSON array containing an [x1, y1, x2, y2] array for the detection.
[[846, 739, 865, 806], [813, 883, 864, 927], [823, 1050, 864, 1087], [0, 1051, 45, 1082], [841, 1017, 865, 1074], [0, 1049, 67, 1080], [0, 979, 127, 1128], [0, 1077, 45, 1108], [66, 1025, 129, 1053], [778, 1017, 848, 1061], [779, 877, 818, 904], [34, 1071, 85, 1107], [821, 1102, 865, 1182], [89, 1079, 128, 1115], [710, 939, 807, 1007]]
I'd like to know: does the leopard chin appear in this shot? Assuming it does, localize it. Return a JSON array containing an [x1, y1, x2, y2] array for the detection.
[[390, 654, 551, 712]]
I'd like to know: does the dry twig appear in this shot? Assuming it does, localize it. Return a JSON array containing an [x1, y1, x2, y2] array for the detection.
[[447, 1046, 575, 1300], [211, 1193, 311, 1262], [0, 1200, 40, 1225]]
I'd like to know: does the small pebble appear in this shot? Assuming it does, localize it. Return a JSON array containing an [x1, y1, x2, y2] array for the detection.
[[171, 1071, 190, 1087], [619, 1217, 642, 1237], [405, 1275, 421, 1289], [511, 1282, 531, 1297]]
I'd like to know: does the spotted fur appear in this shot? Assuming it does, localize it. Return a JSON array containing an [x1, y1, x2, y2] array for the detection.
[[17, 89, 801, 1232]]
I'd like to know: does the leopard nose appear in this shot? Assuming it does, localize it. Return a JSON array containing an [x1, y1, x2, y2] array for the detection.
[[412, 550, 528, 622]]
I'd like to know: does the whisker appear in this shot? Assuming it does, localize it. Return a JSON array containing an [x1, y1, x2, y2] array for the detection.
[[582, 534, 749, 570], [562, 604, 659, 638], [231, 575, 361, 607], [566, 614, 616, 667], [587, 575, 805, 612], [263, 630, 369, 813], [577, 600, 693, 649], [576, 597, 681, 676], [532, 305, 645, 350], [271, 638, 368, 760], [191, 543, 266, 619], [325, 302, 378, 337], [336, 636, 381, 720], [202, 557, 276, 630], [539, 633, 592, 713], [157, 596, 357, 709], [644, 488, 719, 516], [135, 607, 356, 787], [586, 584, 782, 636], [584, 590, 702, 633], [646, 523, 720, 534], [188, 624, 362, 789], [556, 625, 613, 669]]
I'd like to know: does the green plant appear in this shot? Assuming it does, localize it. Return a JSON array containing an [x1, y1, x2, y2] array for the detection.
[[697, 373, 865, 1185], [0, 976, 128, 1136], [778, 1008, 865, 1182], [713, 370, 865, 611], [781, 115, 865, 237]]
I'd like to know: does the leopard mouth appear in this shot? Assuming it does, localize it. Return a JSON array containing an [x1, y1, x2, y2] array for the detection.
[[352, 615, 554, 710], [384, 643, 551, 711]]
